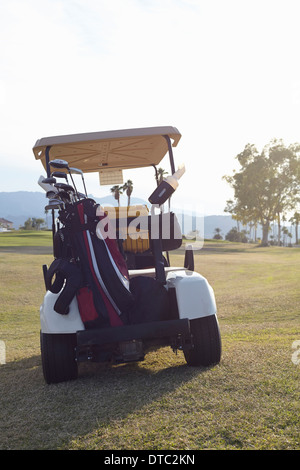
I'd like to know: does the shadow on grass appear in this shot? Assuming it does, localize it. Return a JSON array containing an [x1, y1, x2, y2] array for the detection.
[[0, 351, 207, 450], [0, 246, 52, 254], [197, 243, 255, 255]]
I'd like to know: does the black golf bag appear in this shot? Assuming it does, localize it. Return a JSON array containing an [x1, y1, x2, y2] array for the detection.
[[44, 198, 170, 330], [45, 198, 134, 329]]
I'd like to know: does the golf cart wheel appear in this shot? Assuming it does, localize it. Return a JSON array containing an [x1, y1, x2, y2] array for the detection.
[[40, 332, 78, 384], [184, 315, 221, 367]]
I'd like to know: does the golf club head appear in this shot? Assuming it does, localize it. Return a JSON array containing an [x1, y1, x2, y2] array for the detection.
[[46, 190, 58, 199], [51, 171, 68, 181], [69, 167, 83, 175], [54, 183, 75, 193], [45, 199, 63, 211], [49, 159, 69, 169], [42, 177, 56, 184], [69, 167, 88, 196], [56, 190, 71, 203], [38, 175, 58, 194], [49, 160, 80, 199]]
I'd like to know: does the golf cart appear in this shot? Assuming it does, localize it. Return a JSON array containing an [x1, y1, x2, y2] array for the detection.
[[33, 126, 221, 384]]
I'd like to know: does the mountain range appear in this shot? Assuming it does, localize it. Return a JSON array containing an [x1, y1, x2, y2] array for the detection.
[[0, 191, 247, 239]]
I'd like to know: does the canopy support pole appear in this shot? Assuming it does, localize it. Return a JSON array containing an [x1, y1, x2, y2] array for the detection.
[[163, 135, 175, 174], [45, 145, 56, 249]]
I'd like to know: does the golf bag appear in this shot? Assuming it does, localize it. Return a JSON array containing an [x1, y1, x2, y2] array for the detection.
[[44, 196, 172, 330], [45, 198, 134, 329]]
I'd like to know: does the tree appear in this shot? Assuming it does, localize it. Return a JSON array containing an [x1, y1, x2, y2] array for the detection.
[[223, 139, 300, 246], [213, 227, 223, 240], [45, 208, 49, 228], [21, 217, 45, 230], [123, 180, 133, 207], [32, 218, 45, 230], [289, 211, 300, 244], [157, 167, 168, 184], [225, 227, 248, 243], [110, 185, 123, 207], [282, 226, 289, 246], [21, 218, 33, 230]]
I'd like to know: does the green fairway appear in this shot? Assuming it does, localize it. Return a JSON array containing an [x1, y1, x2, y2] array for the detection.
[[0, 230, 52, 247], [0, 233, 299, 450]]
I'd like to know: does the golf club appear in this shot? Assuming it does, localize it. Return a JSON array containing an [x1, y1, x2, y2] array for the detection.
[[49, 160, 79, 199], [54, 182, 77, 204], [38, 175, 58, 195], [69, 167, 88, 197], [55, 190, 71, 204], [51, 171, 68, 182], [46, 190, 58, 200], [42, 177, 57, 185], [45, 199, 64, 211]]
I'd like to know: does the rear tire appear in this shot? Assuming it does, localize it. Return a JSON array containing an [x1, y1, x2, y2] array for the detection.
[[184, 315, 221, 367], [40, 332, 78, 384]]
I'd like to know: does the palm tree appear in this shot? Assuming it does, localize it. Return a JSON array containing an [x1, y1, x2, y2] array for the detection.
[[282, 226, 289, 246], [157, 167, 167, 184], [44, 208, 49, 229], [289, 212, 300, 245], [110, 185, 123, 207], [123, 179, 133, 207]]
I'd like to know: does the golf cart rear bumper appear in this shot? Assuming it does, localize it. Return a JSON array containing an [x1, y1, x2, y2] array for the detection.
[[76, 318, 191, 362]]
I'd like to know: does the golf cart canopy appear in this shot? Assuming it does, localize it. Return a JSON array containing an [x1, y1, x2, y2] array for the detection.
[[33, 126, 181, 175]]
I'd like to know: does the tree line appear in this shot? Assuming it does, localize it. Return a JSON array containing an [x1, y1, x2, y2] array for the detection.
[[213, 225, 295, 245], [223, 139, 300, 246], [22, 146, 300, 248], [20, 217, 46, 230]]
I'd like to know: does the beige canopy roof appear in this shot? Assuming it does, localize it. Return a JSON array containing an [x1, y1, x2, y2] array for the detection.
[[33, 126, 181, 173]]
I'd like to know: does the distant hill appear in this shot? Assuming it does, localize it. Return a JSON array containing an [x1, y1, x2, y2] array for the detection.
[[0, 191, 252, 239], [0, 191, 148, 230]]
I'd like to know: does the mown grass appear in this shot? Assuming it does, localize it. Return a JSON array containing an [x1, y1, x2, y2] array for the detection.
[[0, 230, 52, 247], [0, 233, 299, 450]]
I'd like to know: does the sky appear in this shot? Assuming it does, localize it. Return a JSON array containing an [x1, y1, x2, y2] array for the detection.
[[1, 0, 300, 215]]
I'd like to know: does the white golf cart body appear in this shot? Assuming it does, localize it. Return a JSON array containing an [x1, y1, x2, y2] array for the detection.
[[33, 126, 221, 383], [40, 269, 217, 334]]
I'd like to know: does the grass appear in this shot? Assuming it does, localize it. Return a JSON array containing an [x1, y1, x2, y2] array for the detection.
[[0, 230, 52, 247], [0, 233, 299, 450]]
